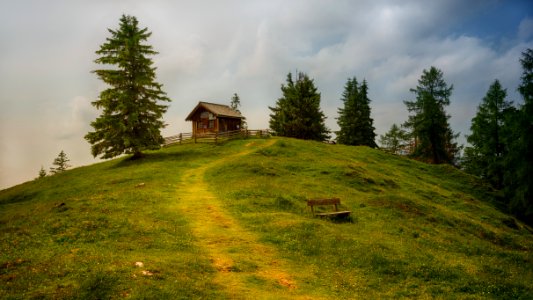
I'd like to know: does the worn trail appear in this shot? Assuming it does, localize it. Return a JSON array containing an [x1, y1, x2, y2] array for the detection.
[[175, 140, 311, 299]]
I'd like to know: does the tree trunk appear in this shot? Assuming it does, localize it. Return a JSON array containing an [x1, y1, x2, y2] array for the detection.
[[132, 151, 144, 160]]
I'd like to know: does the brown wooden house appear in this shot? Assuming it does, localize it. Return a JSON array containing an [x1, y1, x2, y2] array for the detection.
[[185, 102, 244, 135]]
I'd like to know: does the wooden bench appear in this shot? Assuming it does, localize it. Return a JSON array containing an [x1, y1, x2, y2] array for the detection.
[[307, 198, 351, 218]]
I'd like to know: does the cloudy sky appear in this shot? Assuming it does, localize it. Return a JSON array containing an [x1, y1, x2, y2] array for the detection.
[[1, 0, 532, 189]]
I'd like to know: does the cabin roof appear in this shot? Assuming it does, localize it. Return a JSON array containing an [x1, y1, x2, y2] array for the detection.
[[185, 101, 244, 121]]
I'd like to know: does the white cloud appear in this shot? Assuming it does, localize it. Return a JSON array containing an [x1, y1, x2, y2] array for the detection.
[[54, 96, 98, 140]]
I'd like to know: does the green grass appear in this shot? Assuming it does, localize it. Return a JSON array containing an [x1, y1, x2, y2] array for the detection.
[[1, 137, 532, 299], [205, 138, 533, 299], [0, 143, 235, 299]]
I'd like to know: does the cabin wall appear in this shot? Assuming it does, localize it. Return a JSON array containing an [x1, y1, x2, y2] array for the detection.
[[191, 108, 217, 134], [219, 118, 242, 132], [189, 107, 242, 134]]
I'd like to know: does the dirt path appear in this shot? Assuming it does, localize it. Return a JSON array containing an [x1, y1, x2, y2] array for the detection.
[[175, 140, 312, 299]]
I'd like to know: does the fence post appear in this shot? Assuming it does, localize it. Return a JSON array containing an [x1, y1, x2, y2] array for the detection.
[[194, 133, 197, 143], [215, 132, 218, 144], [179, 133, 182, 144]]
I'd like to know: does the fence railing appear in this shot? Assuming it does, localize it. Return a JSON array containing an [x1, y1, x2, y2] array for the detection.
[[163, 129, 271, 146]]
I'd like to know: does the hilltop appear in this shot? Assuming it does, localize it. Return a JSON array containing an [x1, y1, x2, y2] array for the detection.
[[1, 137, 532, 299]]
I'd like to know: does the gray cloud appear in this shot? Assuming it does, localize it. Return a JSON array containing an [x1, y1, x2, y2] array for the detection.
[[1, 1, 531, 188]]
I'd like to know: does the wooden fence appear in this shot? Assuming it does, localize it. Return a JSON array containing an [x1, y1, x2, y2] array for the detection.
[[163, 129, 271, 146]]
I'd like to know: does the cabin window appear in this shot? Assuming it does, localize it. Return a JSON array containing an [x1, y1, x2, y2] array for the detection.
[[208, 120, 214, 129], [200, 111, 215, 120]]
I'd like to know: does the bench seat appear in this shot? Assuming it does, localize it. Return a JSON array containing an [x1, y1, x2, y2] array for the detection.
[[315, 211, 351, 218], [307, 198, 351, 219]]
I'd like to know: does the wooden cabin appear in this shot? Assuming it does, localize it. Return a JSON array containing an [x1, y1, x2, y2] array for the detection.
[[185, 101, 244, 135]]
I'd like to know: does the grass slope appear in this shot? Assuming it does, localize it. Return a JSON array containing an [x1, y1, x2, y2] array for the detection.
[[1, 137, 532, 299]]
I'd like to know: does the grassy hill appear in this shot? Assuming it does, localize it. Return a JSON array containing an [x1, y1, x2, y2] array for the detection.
[[1, 137, 532, 299]]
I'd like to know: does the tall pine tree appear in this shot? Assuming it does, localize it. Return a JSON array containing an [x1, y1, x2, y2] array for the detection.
[[504, 48, 533, 223], [269, 72, 330, 141], [404, 66, 460, 164], [463, 80, 513, 189], [336, 77, 377, 147], [230, 93, 246, 128], [230, 93, 241, 113], [85, 15, 171, 159]]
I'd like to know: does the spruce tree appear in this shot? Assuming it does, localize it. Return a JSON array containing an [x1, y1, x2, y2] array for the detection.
[[50, 150, 71, 174], [85, 15, 171, 159], [336, 77, 359, 144], [336, 78, 377, 147], [336, 77, 377, 148], [404, 66, 460, 164], [379, 124, 409, 154], [269, 72, 330, 141], [463, 80, 513, 189], [37, 166, 47, 179], [230, 93, 241, 112], [504, 48, 533, 223], [358, 80, 378, 148], [230, 93, 246, 128]]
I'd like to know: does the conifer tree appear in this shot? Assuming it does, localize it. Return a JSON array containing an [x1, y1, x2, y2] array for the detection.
[[37, 166, 47, 179], [358, 81, 378, 148], [504, 48, 533, 222], [404, 66, 460, 164], [463, 80, 513, 189], [230, 93, 241, 112], [336, 77, 359, 144], [85, 15, 171, 159], [336, 77, 377, 147], [269, 72, 330, 141], [379, 124, 409, 154], [50, 150, 71, 174], [230, 93, 246, 128]]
